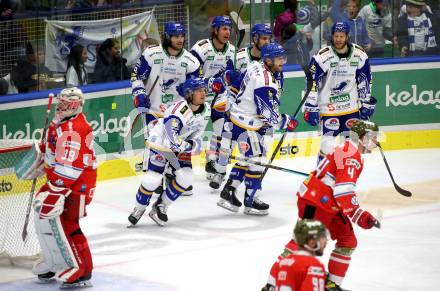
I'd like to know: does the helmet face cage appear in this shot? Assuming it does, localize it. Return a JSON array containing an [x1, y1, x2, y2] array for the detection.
[[56, 87, 84, 119]]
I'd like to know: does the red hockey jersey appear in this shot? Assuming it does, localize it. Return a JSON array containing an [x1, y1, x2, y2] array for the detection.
[[297, 140, 364, 216], [43, 112, 97, 203], [275, 250, 326, 291]]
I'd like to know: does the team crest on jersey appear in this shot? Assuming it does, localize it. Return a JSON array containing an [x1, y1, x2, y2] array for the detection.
[[239, 141, 250, 152], [55, 179, 64, 186], [351, 196, 359, 206], [324, 118, 340, 130], [345, 118, 359, 128]]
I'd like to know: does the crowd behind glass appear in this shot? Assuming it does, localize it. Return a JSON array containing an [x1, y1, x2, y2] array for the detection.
[[0, 0, 439, 95]]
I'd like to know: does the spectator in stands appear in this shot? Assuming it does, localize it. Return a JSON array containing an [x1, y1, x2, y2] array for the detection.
[[396, 0, 439, 56], [0, 0, 17, 20], [359, 0, 393, 57], [274, 0, 299, 44], [10, 42, 51, 93], [66, 44, 88, 87], [93, 38, 130, 83], [330, 0, 372, 51]]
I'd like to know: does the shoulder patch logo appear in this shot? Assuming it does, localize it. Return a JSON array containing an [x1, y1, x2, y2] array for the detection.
[[198, 39, 208, 46], [319, 47, 330, 55], [180, 105, 189, 114]]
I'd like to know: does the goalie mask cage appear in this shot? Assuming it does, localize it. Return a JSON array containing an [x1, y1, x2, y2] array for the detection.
[[0, 140, 44, 267]]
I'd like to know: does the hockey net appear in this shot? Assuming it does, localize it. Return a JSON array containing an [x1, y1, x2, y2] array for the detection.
[[0, 139, 44, 267]]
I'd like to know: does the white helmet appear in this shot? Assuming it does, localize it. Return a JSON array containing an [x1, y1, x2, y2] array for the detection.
[[56, 87, 84, 119]]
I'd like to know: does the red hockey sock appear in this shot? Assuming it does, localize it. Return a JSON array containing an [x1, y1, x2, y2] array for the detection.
[[328, 251, 351, 285]]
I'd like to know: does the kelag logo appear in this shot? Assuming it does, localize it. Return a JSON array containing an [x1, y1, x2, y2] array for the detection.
[[279, 144, 299, 156], [386, 84, 440, 109], [0, 180, 13, 192]]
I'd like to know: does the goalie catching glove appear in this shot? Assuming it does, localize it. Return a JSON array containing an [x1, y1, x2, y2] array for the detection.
[[34, 182, 72, 219]]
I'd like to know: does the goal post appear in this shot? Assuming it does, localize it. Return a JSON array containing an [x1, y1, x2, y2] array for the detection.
[[0, 140, 44, 267]]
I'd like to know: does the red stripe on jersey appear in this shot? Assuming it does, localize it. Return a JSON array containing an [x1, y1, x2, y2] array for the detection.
[[172, 101, 185, 114], [263, 70, 269, 85]]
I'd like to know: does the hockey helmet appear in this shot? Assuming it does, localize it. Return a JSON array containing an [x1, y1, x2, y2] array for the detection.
[[56, 87, 84, 119], [177, 78, 207, 99], [164, 22, 186, 39], [211, 16, 233, 29], [331, 21, 350, 35], [261, 42, 286, 61], [251, 23, 273, 38], [350, 119, 379, 139], [293, 219, 327, 249]]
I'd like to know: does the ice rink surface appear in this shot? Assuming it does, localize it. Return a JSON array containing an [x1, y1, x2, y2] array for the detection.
[[1, 148, 440, 291]]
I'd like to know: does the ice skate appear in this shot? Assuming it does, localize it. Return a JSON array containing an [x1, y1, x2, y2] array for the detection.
[[243, 194, 269, 216], [127, 206, 146, 227], [149, 198, 168, 226], [217, 180, 242, 212]]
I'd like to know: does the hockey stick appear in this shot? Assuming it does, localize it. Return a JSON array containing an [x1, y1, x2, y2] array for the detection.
[[230, 154, 308, 177], [377, 142, 412, 197], [22, 93, 54, 242], [261, 65, 313, 180], [232, 2, 245, 70], [119, 75, 160, 154]]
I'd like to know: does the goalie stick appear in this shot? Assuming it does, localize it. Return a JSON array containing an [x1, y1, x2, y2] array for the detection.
[[261, 65, 313, 180], [22, 93, 54, 242], [119, 75, 160, 154]]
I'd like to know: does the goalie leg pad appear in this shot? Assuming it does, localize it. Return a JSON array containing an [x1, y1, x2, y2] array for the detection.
[[56, 195, 93, 284], [33, 213, 69, 275]]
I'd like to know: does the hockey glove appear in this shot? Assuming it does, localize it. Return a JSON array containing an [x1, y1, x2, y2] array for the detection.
[[133, 88, 151, 112], [303, 103, 319, 126], [281, 114, 299, 132], [34, 182, 72, 219], [210, 77, 226, 94], [359, 96, 377, 120], [350, 208, 377, 229], [224, 70, 242, 95]]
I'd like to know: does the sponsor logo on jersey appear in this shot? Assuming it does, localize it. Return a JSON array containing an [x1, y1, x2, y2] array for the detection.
[[0, 180, 13, 192], [207, 56, 215, 61], [180, 105, 188, 114], [324, 118, 340, 130], [345, 118, 358, 128], [386, 84, 440, 110], [345, 158, 361, 169], [350, 61, 359, 66], [330, 62, 338, 67], [181, 62, 188, 68], [308, 266, 325, 275], [330, 91, 350, 102], [320, 195, 329, 204], [154, 59, 162, 64]]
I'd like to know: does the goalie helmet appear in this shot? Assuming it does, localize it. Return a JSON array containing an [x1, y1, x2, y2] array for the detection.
[[56, 87, 84, 119], [177, 78, 206, 99], [293, 219, 327, 249]]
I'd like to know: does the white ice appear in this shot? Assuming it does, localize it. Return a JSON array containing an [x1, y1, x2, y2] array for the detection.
[[1, 148, 440, 291]]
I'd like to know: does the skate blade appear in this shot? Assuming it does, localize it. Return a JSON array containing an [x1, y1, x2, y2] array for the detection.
[[217, 199, 239, 213], [180, 191, 193, 196], [148, 212, 165, 227], [243, 207, 269, 216], [36, 278, 56, 284], [59, 280, 92, 289]]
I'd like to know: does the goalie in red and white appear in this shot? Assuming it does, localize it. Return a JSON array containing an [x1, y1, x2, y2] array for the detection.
[[30, 87, 96, 288]]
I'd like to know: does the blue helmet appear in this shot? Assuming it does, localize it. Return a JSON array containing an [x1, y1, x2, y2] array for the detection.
[[251, 23, 273, 38], [261, 42, 286, 60], [211, 16, 232, 29], [177, 78, 206, 98], [164, 22, 186, 38], [331, 21, 350, 35]]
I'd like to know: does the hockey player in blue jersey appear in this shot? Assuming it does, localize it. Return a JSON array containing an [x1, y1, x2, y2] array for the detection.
[[214, 43, 299, 216], [128, 78, 211, 226], [208, 23, 274, 190], [303, 21, 376, 163], [189, 16, 236, 181]]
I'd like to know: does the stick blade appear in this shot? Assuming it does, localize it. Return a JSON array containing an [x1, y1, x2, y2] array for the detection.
[[394, 183, 412, 197]]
